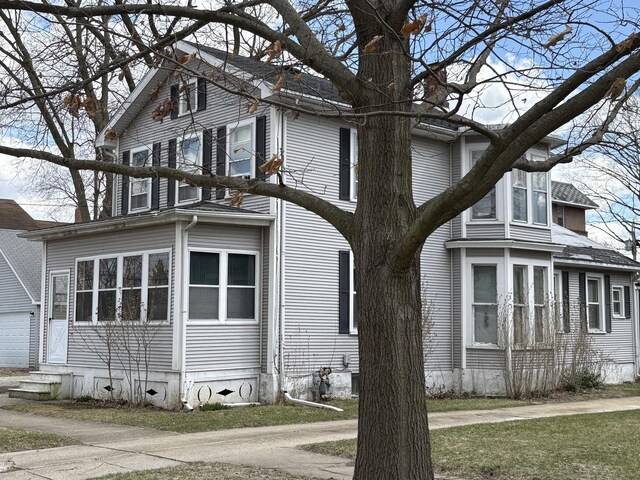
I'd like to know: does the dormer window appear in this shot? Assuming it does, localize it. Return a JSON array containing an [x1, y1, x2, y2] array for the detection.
[[178, 79, 197, 116]]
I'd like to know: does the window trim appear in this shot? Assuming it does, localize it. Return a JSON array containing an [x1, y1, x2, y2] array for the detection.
[[553, 272, 565, 333], [467, 258, 504, 347], [510, 152, 550, 226], [350, 129, 358, 202], [73, 249, 172, 325], [186, 248, 260, 325], [586, 273, 606, 333], [226, 119, 256, 181], [612, 285, 624, 318], [128, 146, 152, 213], [175, 132, 203, 206], [349, 250, 357, 334], [178, 78, 198, 116]]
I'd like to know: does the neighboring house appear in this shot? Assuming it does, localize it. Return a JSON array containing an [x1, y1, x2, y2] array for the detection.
[[551, 181, 599, 236], [0, 199, 57, 368], [14, 42, 640, 405]]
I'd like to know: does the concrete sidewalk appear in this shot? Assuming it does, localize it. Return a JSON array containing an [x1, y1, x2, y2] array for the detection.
[[0, 395, 639, 480]]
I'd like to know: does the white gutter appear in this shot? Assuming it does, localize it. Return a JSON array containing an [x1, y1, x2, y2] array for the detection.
[[180, 215, 198, 408], [283, 391, 344, 412], [445, 239, 565, 253]]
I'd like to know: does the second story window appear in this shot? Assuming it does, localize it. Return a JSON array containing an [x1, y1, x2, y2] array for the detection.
[[512, 169, 528, 222], [178, 79, 197, 115], [557, 205, 565, 226], [532, 172, 548, 224], [228, 123, 253, 179], [176, 135, 201, 204], [129, 147, 151, 211], [470, 150, 496, 220], [511, 155, 549, 226]]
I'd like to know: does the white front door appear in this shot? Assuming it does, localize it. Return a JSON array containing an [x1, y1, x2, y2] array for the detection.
[[48, 272, 69, 364]]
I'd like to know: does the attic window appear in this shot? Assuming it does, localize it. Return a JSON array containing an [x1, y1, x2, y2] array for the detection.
[[178, 79, 197, 115]]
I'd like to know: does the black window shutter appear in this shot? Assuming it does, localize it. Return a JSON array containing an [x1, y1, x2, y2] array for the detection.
[[121, 150, 130, 215], [339, 128, 351, 200], [255, 115, 267, 180], [605, 274, 612, 333], [151, 142, 161, 210], [167, 139, 176, 207], [197, 77, 207, 111], [216, 126, 226, 200], [578, 272, 587, 331], [562, 271, 570, 333], [624, 285, 631, 319], [170, 85, 179, 119], [338, 250, 351, 334], [202, 129, 213, 201]]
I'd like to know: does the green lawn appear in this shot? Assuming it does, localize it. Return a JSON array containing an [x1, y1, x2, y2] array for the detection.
[[4, 382, 639, 434], [302, 410, 640, 480], [0, 426, 78, 453], [93, 462, 322, 480]]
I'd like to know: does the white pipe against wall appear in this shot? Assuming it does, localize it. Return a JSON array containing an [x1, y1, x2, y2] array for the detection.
[[283, 391, 344, 412]]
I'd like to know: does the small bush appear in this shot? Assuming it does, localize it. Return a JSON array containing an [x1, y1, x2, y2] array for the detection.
[[75, 395, 93, 403], [200, 402, 230, 411], [563, 369, 602, 391]]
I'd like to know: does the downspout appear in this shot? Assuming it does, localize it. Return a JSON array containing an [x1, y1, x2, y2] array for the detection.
[[283, 391, 344, 412], [449, 140, 455, 373], [277, 109, 287, 393], [180, 215, 198, 410]]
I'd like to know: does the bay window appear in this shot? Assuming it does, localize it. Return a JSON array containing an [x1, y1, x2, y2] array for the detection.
[[511, 155, 549, 226], [471, 150, 496, 220], [512, 169, 528, 222], [513, 265, 526, 344], [533, 266, 546, 343], [188, 250, 259, 322], [473, 265, 498, 344]]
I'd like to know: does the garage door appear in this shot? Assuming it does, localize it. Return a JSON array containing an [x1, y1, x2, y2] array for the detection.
[[0, 311, 30, 367]]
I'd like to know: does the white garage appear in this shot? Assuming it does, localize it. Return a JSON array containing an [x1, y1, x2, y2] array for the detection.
[[0, 311, 31, 367]]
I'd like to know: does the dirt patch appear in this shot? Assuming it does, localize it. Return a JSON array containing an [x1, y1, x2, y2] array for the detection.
[[0, 369, 29, 377]]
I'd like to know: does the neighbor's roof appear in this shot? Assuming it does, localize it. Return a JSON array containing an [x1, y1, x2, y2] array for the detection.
[[0, 199, 41, 230], [552, 224, 639, 270], [551, 181, 598, 209], [0, 228, 42, 301]]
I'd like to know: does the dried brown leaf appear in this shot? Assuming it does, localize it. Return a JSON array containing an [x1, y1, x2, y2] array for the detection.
[[151, 98, 173, 122], [258, 154, 284, 175], [247, 102, 259, 114], [265, 40, 284, 61], [148, 82, 164, 102], [616, 33, 639, 53], [66, 95, 82, 118], [294, 73, 302, 82], [104, 128, 117, 141], [273, 73, 286, 92], [177, 53, 195, 65], [83, 96, 97, 119], [230, 190, 244, 207], [400, 15, 427, 38], [607, 77, 626, 100], [364, 35, 383, 53], [543, 25, 572, 49]]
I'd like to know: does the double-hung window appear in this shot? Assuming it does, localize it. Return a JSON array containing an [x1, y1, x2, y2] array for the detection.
[[533, 266, 546, 343], [74, 250, 171, 323], [512, 265, 548, 345], [612, 286, 624, 317], [227, 122, 254, 179], [511, 155, 549, 225], [178, 79, 197, 115], [350, 130, 358, 200], [188, 250, 258, 322], [513, 265, 527, 344], [129, 147, 151, 211], [176, 135, 201, 204], [587, 275, 604, 331], [473, 265, 498, 344], [471, 150, 496, 220], [512, 169, 528, 222]]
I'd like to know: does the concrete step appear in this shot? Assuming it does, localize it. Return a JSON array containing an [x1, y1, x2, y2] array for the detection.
[[8, 388, 55, 401], [25, 371, 63, 383], [17, 380, 59, 393]]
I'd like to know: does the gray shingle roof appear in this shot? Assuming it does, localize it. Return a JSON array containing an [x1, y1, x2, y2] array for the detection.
[[551, 181, 598, 209], [555, 245, 640, 268], [0, 229, 41, 300], [186, 42, 459, 131]]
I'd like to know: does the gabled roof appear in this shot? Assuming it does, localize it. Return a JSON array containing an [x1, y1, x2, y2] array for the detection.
[[551, 181, 598, 209], [552, 224, 639, 270], [0, 199, 40, 230], [0, 228, 42, 302]]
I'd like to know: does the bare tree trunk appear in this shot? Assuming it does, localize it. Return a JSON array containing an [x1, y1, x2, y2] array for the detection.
[[352, 30, 433, 477]]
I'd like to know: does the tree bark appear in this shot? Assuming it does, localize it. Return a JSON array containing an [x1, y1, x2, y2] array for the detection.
[[351, 24, 433, 478]]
